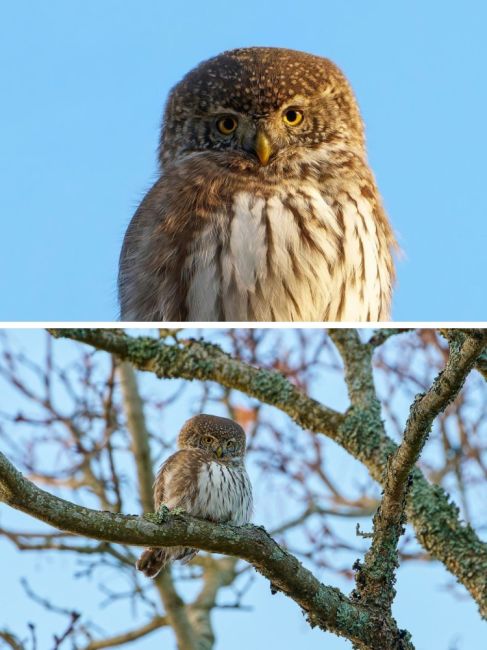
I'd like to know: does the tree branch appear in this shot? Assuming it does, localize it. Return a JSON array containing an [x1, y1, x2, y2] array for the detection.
[[0, 450, 412, 649], [47, 328, 344, 435], [352, 330, 487, 613], [0, 631, 24, 650], [187, 557, 239, 650], [82, 616, 168, 650], [118, 361, 154, 512]]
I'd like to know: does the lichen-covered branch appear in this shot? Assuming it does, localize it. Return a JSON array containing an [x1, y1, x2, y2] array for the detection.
[[328, 329, 377, 407], [0, 450, 412, 649], [439, 328, 487, 381], [476, 350, 487, 381], [48, 328, 487, 617], [47, 328, 344, 435], [350, 330, 487, 614]]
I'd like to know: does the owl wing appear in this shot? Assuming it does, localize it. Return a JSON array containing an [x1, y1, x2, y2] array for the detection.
[[153, 449, 207, 512], [118, 176, 185, 321]]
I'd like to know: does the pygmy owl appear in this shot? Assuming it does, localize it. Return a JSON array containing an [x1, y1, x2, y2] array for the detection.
[[136, 414, 253, 578], [119, 47, 396, 322]]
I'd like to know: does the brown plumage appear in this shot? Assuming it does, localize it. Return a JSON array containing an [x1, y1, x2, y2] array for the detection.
[[136, 414, 253, 578], [119, 47, 396, 322]]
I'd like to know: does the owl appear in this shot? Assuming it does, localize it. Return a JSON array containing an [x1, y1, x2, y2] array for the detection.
[[136, 414, 253, 578], [119, 47, 396, 322]]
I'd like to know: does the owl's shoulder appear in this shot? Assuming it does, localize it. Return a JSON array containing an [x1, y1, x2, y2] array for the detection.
[[154, 448, 211, 508], [118, 172, 197, 320]]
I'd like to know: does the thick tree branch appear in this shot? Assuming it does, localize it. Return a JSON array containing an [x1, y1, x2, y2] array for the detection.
[[439, 329, 487, 381], [352, 331, 487, 613], [0, 450, 412, 649], [48, 328, 487, 617], [328, 329, 377, 407], [475, 350, 487, 381], [47, 328, 344, 434]]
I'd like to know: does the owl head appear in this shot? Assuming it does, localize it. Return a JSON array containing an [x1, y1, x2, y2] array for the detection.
[[159, 47, 364, 174], [177, 414, 246, 459]]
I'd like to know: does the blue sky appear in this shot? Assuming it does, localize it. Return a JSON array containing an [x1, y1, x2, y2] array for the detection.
[[0, 1, 486, 321], [0, 329, 486, 649]]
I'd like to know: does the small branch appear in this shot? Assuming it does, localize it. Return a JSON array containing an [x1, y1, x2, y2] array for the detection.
[[0, 631, 24, 650], [52, 611, 80, 650], [82, 616, 168, 650], [367, 329, 413, 348], [271, 504, 377, 538]]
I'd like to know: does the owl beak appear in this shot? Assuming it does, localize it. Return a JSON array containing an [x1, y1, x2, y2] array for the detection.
[[254, 131, 272, 166], [216, 446, 223, 458]]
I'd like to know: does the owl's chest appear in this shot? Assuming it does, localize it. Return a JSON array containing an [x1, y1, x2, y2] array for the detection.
[[185, 186, 389, 321], [193, 461, 253, 526]]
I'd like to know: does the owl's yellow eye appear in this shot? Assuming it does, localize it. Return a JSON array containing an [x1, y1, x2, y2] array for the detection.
[[203, 435, 214, 445], [217, 116, 238, 135], [283, 109, 304, 126]]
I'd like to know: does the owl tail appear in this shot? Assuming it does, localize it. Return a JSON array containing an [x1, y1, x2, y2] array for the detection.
[[136, 546, 198, 578], [136, 547, 169, 578]]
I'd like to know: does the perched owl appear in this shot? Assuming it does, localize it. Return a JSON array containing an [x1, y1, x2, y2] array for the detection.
[[136, 414, 252, 578], [119, 47, 396, 322]]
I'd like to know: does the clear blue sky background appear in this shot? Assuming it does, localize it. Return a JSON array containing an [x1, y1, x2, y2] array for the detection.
[[0, 1, 486, 321], [0, 329, 486, 649]]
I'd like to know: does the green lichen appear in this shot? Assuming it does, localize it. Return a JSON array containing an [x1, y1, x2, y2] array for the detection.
[[143, 504, 170, 525]]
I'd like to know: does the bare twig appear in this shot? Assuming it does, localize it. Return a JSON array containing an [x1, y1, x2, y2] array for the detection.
[[81, 616, 168, 650]]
